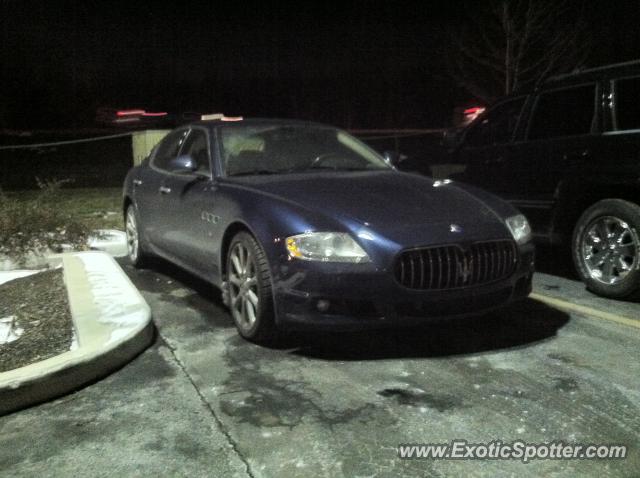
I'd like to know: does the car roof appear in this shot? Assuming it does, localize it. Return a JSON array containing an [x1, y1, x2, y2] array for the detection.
[[482, 60, 640, 108], [187, 117, 335, 131], [542, 59, 640, 89]]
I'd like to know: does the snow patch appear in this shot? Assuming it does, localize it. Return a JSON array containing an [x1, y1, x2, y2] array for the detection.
[[0, 316, 24, 344], [70, 329, 79, 351], [79, 253, 144, 327], [87, 229, 128, 257], [0, 269, 43, 286]]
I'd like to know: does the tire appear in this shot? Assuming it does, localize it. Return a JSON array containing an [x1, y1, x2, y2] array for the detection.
[[226, 231, 277, 342], [125, 205, 150, 268], [572, 199, 640, 299]]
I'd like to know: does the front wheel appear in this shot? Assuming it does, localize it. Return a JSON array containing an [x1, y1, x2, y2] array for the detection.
[[572, 199, 640, 299], [226, 231, 277, 342]]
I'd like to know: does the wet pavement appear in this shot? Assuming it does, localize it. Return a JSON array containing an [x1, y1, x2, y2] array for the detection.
[[1, 252, 639, 477]]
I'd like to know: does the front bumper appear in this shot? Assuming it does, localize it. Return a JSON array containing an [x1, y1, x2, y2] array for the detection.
[[272, 243, 535, 331]]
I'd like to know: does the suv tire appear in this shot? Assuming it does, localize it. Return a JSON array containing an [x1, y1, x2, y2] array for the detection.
[[572, 199, 640, 299]]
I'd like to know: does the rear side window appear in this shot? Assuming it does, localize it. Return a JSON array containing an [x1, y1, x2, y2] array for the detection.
[[152, 129, 189, 170], [613, 77, 640, 131], [528, 85, 596, 140], [463, 97, 526, 148]]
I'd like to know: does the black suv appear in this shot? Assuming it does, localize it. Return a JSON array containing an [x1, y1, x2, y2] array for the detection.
[[448, 60, 640, 299]]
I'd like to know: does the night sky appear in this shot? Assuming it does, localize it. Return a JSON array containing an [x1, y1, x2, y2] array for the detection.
[[1, 0, 639, 130]]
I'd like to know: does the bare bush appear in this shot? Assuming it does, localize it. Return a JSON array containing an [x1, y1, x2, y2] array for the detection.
[[0, 179, 89, 258], [446, 0, 591, 103]]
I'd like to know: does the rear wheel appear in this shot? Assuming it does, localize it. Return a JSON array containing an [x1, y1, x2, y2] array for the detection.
[[572, 199, 640, 299], [226, 232, 277, 342], [125, 205, 150, 268]]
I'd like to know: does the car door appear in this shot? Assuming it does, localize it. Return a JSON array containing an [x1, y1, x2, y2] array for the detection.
[[134, 128, 189, 253], [453, 96, 527, 200], [515, 83, 601, 235], [161, 127, 221, 275]]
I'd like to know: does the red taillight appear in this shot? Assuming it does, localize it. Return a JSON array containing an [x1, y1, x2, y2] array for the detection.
[[463, 107, 485, 116], [116, 109, 145, 117]]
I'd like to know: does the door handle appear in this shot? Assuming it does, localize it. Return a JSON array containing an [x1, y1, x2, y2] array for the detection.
[[158, 186, 172, 194], [133, 179, 142, 186], [563, 150, 590, 161]]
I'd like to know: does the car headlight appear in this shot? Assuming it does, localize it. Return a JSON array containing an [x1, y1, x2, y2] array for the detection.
[[505, 214, 532, 244], [286, 232, 371, 263]]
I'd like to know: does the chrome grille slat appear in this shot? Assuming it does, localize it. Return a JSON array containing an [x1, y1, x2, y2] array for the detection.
[[427, 249, 434, 289], [395, 240, 517, 290], [436, 248, 443, 289], [409, 253, 416, 288]]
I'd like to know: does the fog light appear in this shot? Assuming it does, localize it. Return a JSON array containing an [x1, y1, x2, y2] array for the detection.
[[316, 299, 330, 312]]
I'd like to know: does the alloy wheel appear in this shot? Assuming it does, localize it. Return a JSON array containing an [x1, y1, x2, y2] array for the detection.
[[228, 242, 260, 331], [125, 208, 139, 263], [580, 215, 639, 285]]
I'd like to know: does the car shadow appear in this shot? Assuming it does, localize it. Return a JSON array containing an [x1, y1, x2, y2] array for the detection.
[[120, 257, 571, 361], [534, 244, 579, 281], [288, 300, 570, 361], [118, 255, 226, 308]]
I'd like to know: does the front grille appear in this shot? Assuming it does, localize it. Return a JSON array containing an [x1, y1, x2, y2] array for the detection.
[[394, 240, 517, 290]]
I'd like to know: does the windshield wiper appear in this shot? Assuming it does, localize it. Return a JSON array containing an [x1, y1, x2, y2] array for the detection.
[[287, 166, 374, 173]]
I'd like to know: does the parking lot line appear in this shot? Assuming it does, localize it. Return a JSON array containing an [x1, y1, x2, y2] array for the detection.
[[530, 292, 640, 330]]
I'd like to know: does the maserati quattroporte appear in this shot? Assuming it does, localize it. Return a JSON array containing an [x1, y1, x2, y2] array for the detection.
[[123, 118, 534, 342]]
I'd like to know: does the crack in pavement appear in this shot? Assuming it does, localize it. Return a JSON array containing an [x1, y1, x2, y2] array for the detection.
[[161, 337, 256, 478]]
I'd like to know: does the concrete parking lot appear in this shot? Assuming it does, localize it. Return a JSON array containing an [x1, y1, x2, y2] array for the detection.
[[1, 252, 639, 477]]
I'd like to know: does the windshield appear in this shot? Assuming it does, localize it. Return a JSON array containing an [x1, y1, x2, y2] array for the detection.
[[220, 125, 391, 176]]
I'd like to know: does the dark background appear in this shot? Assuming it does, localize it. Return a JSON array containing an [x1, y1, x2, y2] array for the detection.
[[2, 0, 640, 131]]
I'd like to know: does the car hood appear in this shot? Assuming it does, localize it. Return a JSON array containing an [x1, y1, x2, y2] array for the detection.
[[233, 171, 512, 245]]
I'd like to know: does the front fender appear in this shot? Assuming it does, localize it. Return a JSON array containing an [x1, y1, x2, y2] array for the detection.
[[216, 184, 348, 280]]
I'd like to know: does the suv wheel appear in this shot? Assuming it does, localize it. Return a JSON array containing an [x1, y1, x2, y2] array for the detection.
[[572, 199, 640, 299], [226, 231, 277, 342]]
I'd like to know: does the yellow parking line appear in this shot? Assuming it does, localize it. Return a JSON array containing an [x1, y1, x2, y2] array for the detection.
[[530, 292, 640, 330]]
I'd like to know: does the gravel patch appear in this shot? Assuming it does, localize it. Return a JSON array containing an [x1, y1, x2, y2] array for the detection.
[[0, 269, 73, 372]]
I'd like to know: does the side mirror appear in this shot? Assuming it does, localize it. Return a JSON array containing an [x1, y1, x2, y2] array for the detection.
[[383, 151, 407, 167], [168, 154, 197, 174]]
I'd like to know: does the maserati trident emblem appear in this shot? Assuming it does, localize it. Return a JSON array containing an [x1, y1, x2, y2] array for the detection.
[[449, 223, 462, 233], [458, 258, 472, 284]]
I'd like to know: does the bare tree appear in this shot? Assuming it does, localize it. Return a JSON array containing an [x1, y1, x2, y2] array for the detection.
[[446, 0, 590, 103]]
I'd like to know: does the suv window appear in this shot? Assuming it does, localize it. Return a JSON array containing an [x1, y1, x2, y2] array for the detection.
[[613, 76, 640, 131], [153, 129, 189, 170], [181, 129, 211, 174], [463, 97, 525, 148], [528, 84, 596, 140]]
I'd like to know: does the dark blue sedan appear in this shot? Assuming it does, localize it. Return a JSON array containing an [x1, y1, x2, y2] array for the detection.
[[123, 118, 534, 342]]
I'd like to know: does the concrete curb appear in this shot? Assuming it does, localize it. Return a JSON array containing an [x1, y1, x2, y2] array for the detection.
[[0, 251, 154, 415]]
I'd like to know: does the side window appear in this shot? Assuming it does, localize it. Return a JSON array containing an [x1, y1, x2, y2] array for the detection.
[[181, 129, 211, 173], [152, 129, 189, 170], [528, 85, 596, 140], [613, 76, 640, 131], [463, 97, 525, 148]]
